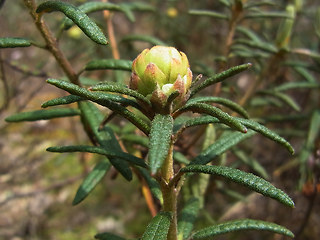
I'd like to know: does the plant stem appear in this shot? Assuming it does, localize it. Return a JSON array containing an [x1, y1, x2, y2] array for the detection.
[[23, 0, 79, 85], [161, 144, 178, 240]]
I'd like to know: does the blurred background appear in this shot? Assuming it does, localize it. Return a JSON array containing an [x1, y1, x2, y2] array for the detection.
[[0, 0, 320, 239]]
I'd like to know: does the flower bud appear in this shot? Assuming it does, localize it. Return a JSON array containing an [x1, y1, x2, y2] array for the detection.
[[130, 46, 192, 111]]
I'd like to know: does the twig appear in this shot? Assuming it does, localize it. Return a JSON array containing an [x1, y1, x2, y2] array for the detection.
[[23, 0, 79, 85]]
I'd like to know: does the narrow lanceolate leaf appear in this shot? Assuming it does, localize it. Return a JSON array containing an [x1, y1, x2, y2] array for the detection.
[[0, 37, 31, 48], [244, 11, 293, 19], [62, 2, 135, 29], [187, 96, 249, 118], [236, 118, 295, 154], [85, 59, 132, 71], [141, 212, 172, 240], [120, 2, 155, 12], [192, 130, 256, 165], [149, 114, 173, 174], [89, 82, 151, 106], [188, 9, 229, 20], [47, 145, 147, 168], [79, 101, 133, 181], [5, 108, 80, 122], [192, 219, 294, 239], [47, 79, 150, 135], [79, 2, 133, 22], [139, 168, 163, 203], [179, 103, 247, 133], [36, 1, 108, 45], [234, 39, 278, 53], [121, 34, 167, 46], [177, 197, 200, 240], [95, 232, 126, 240], [190, 63, 252, 97], [72, 159, 111, 205], [42, 95, 84, 108], [273, 81, 320, 91], [181, 165, 294, 207], [259, 90, 301, 111]]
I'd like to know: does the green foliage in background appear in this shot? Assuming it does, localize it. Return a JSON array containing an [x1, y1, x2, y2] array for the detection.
[[1, 0, 320, 239]]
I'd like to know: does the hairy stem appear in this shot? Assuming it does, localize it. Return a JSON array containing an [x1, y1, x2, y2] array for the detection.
[[160, 144, 178, 240]]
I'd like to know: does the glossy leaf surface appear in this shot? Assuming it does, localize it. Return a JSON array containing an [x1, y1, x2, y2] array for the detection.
[[181, 165, 294, 207], [36, 1, 108, 45]]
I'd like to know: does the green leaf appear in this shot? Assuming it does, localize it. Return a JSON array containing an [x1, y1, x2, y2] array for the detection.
[[5, 108, 80, 122], [293, 66, 317, 83], [89, 82, 151, 107], [79, 101, 133, 181], [179, 103, 247, 133], [121, 134, 149, 148], [192, 130, 256, 165], [233, 149, 269, 179], [79, 2, 134, 22], [42, 95, 83, 108], [244, 1, 277, 9], [177, 197, 200, 240], [149, 114, 173, 174], [120, 2, 155, 12], [192, 219, 294, 239], [188, 9, 229, 20], [139, 168, 163, 204], [95, 232, 126, 240], [0, 37, 31, 48], [36, 1, 108, 45], [173, 151, 189, 164], [244, 11, 293, 19], [62, 2, 133, 29], [72, 159, 111, 205], [47, 79, 150, 135], [181, 165, 294, 207], [141, 212, 172, 240], [190, 63, 252, 97], [187, 96, 249, 118], [236, 26, 262, 43], [121, 34, 167, 46], [234, 39, 277, 53], [273, 81, 320, 91], [236, 118, 295, 154], [85, 59, 132, 71], [47, 145, 147, 168], [259, 90, 301, 111]]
